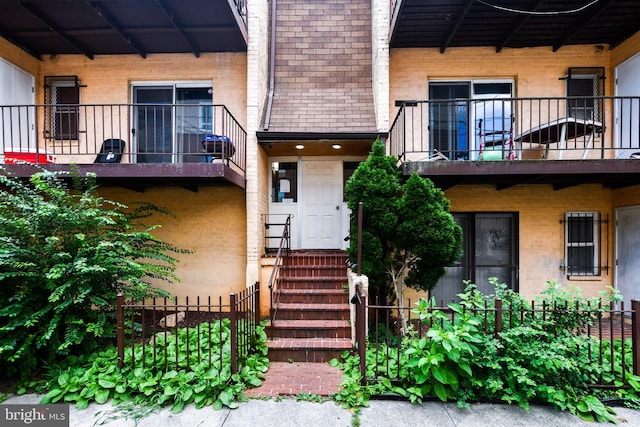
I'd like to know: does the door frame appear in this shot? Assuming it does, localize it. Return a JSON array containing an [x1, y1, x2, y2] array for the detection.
[[267, 155, 363, 250]]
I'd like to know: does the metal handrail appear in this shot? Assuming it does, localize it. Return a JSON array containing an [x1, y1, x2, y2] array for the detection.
[[268, 215, 291, 324], [389, 96, 640, 162]]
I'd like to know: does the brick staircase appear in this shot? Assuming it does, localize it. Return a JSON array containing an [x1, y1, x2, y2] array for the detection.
[[266, 250, 352, 363]]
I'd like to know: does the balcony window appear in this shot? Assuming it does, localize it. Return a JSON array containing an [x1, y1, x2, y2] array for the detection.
[[566, 67, 604, 121], [44, 76, 80, 140]]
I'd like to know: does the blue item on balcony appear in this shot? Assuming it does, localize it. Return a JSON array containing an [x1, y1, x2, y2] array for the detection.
[[95, 139, 125, 163], [201, 135, 235, 163]]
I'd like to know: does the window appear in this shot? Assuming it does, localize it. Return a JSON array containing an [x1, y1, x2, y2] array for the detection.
[[271, 162, 297, 203], [431, 212, 519, 302], [566, 67, 604, 121], [343, 161, 360, 201], [564, 212, 599, 276], [44, 76, 80, 140]]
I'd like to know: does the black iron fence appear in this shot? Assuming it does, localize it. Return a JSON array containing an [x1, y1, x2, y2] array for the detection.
[[0, 103, 246, 171], [389, 96, 640, 162], [115, 282, 260, 374], [353, 286, 640, 390]]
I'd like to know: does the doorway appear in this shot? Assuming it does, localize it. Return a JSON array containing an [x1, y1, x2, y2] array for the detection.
[[615, 206, 640, 308], [300, 160, 344, 249], [615, 54, 640, 159], [268, 158, 354, 250]]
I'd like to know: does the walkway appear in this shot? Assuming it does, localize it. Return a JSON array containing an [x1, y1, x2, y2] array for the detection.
[[244, 361, 343, 397]]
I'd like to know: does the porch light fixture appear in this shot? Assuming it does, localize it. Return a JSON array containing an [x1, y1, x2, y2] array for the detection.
[[295, 144, 304, 149], [332, 144, 342, 149]]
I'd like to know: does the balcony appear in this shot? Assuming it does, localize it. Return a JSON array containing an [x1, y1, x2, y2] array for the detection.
[[0, 104, 247, 190], [388, 96, 640, 189]]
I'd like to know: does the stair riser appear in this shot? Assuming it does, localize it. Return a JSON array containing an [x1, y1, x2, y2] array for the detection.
[[287, 256, 347, 268], [267, 327, 351, 339], [279, 280, 346, 290], [274, 309, 349, 321], [277, 293, 347, 304], [267, 348, 347, 363], [283, 267, 347, 277]]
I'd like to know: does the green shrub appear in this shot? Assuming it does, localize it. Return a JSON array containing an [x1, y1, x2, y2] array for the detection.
[[0, 168, 188, 379], [332, 280, 639, 423]]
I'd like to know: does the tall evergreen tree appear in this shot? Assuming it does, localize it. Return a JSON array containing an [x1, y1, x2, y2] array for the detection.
[[345, 138, 462, 308]]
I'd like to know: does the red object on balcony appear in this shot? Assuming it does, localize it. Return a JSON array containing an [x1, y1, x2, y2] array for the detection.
[[3, 150, 56, 164]]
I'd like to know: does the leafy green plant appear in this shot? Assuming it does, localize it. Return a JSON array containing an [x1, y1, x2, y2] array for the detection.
[[332, 281, 640, 423], [41, 320, 268, 413], [0, 168, 189, 379]]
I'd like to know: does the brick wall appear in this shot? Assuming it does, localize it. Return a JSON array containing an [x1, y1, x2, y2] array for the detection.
[[266, 0, 376, 132], [100, 186, 247, 299], [445, 184, 614, 299]]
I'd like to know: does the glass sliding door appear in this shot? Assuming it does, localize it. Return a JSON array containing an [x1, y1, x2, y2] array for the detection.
[[133, 86, 173, 163], [132, 84, 212, 163], [176, 87, 213, 163], [429, 83, 470, 160], [473, 82, 514, 159], [428, 81, 513, 160]]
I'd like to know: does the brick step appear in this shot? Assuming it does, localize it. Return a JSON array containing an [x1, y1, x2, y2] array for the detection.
[[276, 288, 347, 304], [279, 278, 347, 290], [282, 265, 347, 277], [267, 319, 351, 339], [273, 303, 349, 321], [287, 255, 347, 268], [266, 338, 352, 363]]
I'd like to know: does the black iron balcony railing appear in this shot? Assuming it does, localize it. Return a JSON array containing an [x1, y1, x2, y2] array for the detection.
[[0, 103, 246, 172], [389, 96, 640, 163]]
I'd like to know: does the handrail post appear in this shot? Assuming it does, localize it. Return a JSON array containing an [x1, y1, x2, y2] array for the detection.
[[355, 284, 367, 386], [116, 293, 124, 369], [254, 281, 261, 330], [357, 202, 363, 276], [494, 298, 503, 338], [230, 292, 238, 374], [632, 300, 640, 376]]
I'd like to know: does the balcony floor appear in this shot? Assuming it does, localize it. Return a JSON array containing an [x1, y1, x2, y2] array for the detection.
[[2, 163, 245, 192], [402, 159, 640, 190]]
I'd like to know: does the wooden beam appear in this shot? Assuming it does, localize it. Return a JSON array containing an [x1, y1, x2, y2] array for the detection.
[[88, 1, 147, 58], [440, 0, 475, 53], [19, 1, 94, 59], [154, 0, 200, 58]]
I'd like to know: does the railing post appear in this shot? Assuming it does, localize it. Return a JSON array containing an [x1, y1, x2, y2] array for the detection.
[[632, 300, 640, 376], [254, 281, 261, 330], [494, 298, 503, 338], [116, 293, 124, 369], [357, 202, 363, 276], [355, 284, 367, 386], [230, 292, 238, 375]]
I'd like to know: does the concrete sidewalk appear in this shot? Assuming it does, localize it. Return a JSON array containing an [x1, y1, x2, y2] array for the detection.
[[3, 393, 640, 426]]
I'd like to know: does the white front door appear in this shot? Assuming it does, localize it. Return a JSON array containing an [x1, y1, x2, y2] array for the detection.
[[615, 54, 640, 158], [615, 206, 640, 308], [300, 160, 343, 249]]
